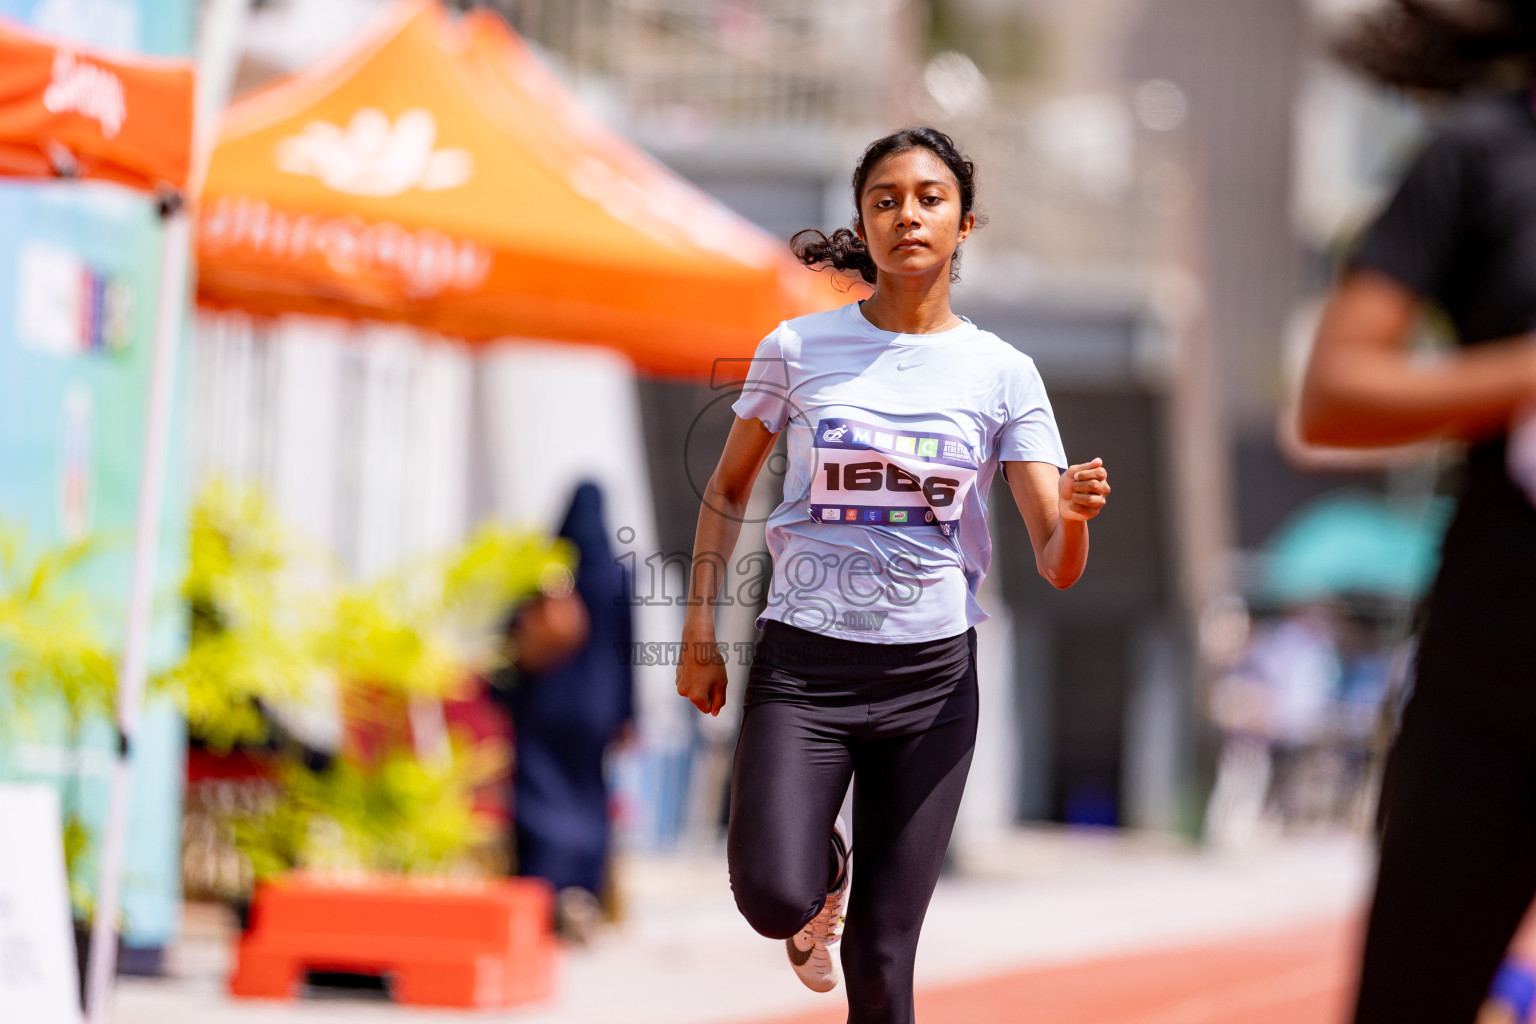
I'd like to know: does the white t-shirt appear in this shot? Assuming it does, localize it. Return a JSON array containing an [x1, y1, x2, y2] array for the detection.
[[730, 300, 1068, 643]]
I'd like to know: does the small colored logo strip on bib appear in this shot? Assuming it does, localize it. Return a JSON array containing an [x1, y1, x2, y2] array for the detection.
[[809, 504, 958, 537]]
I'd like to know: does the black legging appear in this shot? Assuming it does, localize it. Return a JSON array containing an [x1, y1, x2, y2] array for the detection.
[[1353, 693, 1536, 1022], [727, 619, 978, 1024]]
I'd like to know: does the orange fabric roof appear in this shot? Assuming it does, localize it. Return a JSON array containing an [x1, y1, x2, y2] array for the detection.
[[196, 0, 858, 376], [0, 18, 194, 192]]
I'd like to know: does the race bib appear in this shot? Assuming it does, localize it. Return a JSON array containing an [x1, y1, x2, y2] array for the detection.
[[807, 417, 978, 538]]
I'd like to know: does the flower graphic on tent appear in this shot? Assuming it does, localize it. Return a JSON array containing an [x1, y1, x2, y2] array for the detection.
[[274, 108, 472, 197]]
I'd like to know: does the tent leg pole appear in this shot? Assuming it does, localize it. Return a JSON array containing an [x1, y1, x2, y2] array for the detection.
[[84, 0, 249, 1012], [84, 205, 190, 1024]]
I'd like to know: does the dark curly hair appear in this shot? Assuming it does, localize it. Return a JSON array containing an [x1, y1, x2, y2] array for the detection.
[[790, 127, 979, 286], [1334, 0, 1536, 94]]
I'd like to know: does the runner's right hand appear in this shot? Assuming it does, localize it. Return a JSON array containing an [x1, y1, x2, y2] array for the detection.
[[675, 634, 729, 716]]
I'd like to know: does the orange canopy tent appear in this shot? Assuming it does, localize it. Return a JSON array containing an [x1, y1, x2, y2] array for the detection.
[[196, 0, 854, 376], [0, 18, 194, 191]]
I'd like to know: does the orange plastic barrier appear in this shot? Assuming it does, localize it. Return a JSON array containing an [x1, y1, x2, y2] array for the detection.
[[230, 874, 557, 1008]]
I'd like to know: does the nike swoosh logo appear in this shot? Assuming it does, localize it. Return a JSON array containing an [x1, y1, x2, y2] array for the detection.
[[786, 937, 813, 966], [896, 360, 919, 371]]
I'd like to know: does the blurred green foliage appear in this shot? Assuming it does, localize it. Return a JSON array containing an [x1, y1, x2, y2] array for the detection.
[[0, 526, 116, 723], [0, 520, 117, 917], [62, 814, 96, 915], [231, 739, 510, 880], [156, 482, 328, 750], [170, 480, 572, 886], [164, 480, 574, 747], [2, 479, 576, 912]]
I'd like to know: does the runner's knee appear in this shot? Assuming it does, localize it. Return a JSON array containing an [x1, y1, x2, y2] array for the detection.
[[729, 869, 819, 939]]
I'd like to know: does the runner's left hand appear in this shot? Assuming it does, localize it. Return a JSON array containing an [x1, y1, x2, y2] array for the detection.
[[1059, 458, 1110, 522]]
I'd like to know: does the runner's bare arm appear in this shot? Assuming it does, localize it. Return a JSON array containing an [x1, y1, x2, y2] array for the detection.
[[677, 414, 780, 716], [1004, 458, 1109, 590], [1300, 269, 1536, 446]]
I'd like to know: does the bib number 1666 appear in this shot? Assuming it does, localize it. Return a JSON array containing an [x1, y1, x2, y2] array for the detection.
[[822, 461, 958, 507]]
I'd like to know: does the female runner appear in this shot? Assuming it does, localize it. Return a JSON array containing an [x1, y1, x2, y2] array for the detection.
[[1301, 3, 1536, 1020], [674, 126, 1110, 1023]]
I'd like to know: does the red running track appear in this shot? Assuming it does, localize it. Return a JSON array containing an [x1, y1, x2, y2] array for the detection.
[[730, 918, 1360, 1024]]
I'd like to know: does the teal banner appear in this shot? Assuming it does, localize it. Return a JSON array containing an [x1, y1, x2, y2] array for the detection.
[[0, 177, 189, 948], [0, 0, 194, 57]]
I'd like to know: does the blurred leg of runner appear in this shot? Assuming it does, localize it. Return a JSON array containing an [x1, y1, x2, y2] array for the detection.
[[1354, 704, 1536, 1023], [839, 693, 976, 1024], [727, 695, 853, 942]]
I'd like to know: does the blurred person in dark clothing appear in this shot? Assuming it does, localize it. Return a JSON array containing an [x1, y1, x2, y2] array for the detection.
[[494, 481, 635, 943], [1302, 2, 1536, 1019]]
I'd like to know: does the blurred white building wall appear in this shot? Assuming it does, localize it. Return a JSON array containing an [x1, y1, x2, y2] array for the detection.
[[190, 314, 270, 489], [268, 318, 345, 551], [418, 338, 474, 554], [344, 324, 472, 577], [191, 313, 473, 574]]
